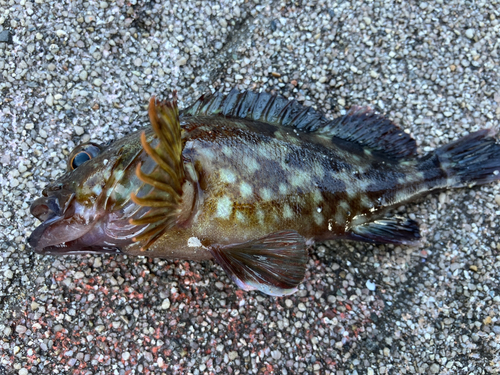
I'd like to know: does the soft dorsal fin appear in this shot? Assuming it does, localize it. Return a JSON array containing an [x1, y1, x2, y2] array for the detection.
[[182, 89, 417, 159], [129, 96, 185, 250], [317, 107, 417, 158]]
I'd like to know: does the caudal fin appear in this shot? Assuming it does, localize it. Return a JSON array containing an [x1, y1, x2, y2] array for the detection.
[[428, 129, 500, 188]]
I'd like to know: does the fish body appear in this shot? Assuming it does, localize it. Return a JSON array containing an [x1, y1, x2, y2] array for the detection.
[[29, 90, 500, 296]]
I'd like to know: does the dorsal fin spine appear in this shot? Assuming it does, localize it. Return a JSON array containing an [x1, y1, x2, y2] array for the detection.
[[181, 90, 417, 159]]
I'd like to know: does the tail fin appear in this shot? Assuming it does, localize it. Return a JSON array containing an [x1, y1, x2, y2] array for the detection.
[[427, 129, 500, 188]]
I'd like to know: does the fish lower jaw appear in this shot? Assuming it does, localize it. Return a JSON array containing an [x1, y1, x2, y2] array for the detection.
[[34, 240, 122, 256]]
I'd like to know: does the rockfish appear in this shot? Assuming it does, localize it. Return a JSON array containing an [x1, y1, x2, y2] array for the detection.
[[29, 90, 500, 296]]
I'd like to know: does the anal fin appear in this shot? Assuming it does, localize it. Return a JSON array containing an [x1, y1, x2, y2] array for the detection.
[[208, 230, 308, 296], [349, 216, 421, 245]]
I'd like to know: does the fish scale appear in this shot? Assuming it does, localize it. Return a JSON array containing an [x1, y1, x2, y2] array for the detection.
[[29, 90, 500, 296]]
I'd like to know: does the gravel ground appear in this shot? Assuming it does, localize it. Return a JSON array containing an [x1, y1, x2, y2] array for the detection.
[[1, 0, 500, 374]]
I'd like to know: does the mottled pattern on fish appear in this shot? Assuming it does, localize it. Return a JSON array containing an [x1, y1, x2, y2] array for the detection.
[[29, 89, 500, 296], [180, 116, 416, 241]]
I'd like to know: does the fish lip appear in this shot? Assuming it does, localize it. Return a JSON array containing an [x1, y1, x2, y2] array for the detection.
[[28, 217, 122, 256], [36, 243, 123, 256], [28, 212, 64, 251], [28, 196, 123, 255]]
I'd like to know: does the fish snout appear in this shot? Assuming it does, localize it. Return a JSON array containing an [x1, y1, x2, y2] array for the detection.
[[41, 182, 64, 197], [30, 195, 63, 222], [30, 190, 74, 222]]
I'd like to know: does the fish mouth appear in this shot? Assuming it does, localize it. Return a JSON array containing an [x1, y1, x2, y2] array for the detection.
[[28, 219, 122, 255], [29, 191, 123, 256]]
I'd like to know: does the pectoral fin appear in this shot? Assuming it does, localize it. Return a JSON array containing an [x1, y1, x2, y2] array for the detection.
[[209, 230, 308, 296], [350, 216, 421, 245], [129, 95, 185, 250]]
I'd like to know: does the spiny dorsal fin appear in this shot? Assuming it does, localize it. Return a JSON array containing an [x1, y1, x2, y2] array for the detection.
[[182, 88, 330, 132], [182, 89, 417, 159], [130, 96, 185, 250]]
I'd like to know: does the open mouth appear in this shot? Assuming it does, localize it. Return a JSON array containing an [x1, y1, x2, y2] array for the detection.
[[28, 214, 123, 255], [29, 191, 123, 256], [34, 241, 122, 255]]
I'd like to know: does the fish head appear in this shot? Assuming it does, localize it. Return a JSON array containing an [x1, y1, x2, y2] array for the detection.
[[29, 97, 187, 256], [28, 136, 148, 256]]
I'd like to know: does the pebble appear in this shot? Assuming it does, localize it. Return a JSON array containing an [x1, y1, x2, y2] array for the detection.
[[74, 126, 84, 136], [93, 78, 103, 87], [46, 94, 54, 106], [133, 58, 142, 67], [0, 29, 13, 44], [161, 298, 171, 310], [79, 70, 88, 80], [430, 364, 440, 373], [228, 351, 238, 360], [465, 29, 475, 39], [494, 195, 500, 207], [176, 57, 187, 66], [366, 280, 376, 291]]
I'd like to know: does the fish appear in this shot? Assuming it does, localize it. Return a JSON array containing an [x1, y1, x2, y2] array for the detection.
[[28, 89, 500, 296]]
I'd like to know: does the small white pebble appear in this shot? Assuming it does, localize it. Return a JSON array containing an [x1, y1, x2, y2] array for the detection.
[[228, 351, 238, 360], [494, 195, 500, 207], [74, 126, 84, 136], [161, 298, 171, 310], [45, 94, 54, 106], [176, 57, 187, 66], [366, 280, 376, 291], [79, 70, 88, 80]]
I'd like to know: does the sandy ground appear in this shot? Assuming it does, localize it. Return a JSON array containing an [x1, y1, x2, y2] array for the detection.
[[1, 0, 500, 374]]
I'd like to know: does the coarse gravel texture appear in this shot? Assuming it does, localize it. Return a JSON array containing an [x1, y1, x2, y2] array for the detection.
[[1, 0, 500, 374]]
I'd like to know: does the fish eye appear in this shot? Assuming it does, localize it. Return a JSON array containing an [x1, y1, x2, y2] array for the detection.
[[68, 143, 103, 171]]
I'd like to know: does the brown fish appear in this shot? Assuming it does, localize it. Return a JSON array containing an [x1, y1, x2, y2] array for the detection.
[[29, 90, 500, 296]]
